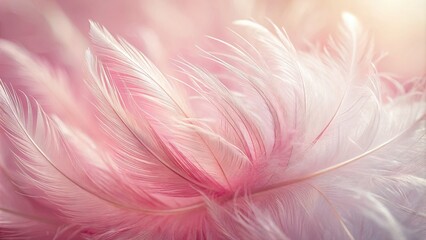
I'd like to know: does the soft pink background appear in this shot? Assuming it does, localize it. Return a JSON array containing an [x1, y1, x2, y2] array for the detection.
[[1, 0, 425, 81]]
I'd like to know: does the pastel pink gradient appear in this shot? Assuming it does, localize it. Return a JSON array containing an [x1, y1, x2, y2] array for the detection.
[[0, 1, 425, 239]]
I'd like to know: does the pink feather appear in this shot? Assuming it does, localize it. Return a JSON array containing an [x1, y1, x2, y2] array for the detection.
[[0, 8, 425, 240]]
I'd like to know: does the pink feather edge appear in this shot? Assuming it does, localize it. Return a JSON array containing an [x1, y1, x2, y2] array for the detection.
[[0, 13, 425, 239]]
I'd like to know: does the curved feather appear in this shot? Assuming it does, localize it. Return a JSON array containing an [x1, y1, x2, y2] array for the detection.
[[0, 14, 424, 239], [88, 23, 253, 193]]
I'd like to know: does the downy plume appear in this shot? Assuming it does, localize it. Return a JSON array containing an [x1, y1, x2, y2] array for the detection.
[[0, 12, 425, 239]]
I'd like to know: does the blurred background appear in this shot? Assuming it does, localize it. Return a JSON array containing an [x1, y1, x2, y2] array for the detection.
[[0, 0, 425, 84]]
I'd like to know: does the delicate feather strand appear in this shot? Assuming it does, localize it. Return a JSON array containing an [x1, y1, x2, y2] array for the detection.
[[0, 14, 425, 239]]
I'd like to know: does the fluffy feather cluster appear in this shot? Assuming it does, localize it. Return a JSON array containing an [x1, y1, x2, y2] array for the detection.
[[0, 13, 425, 239]]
